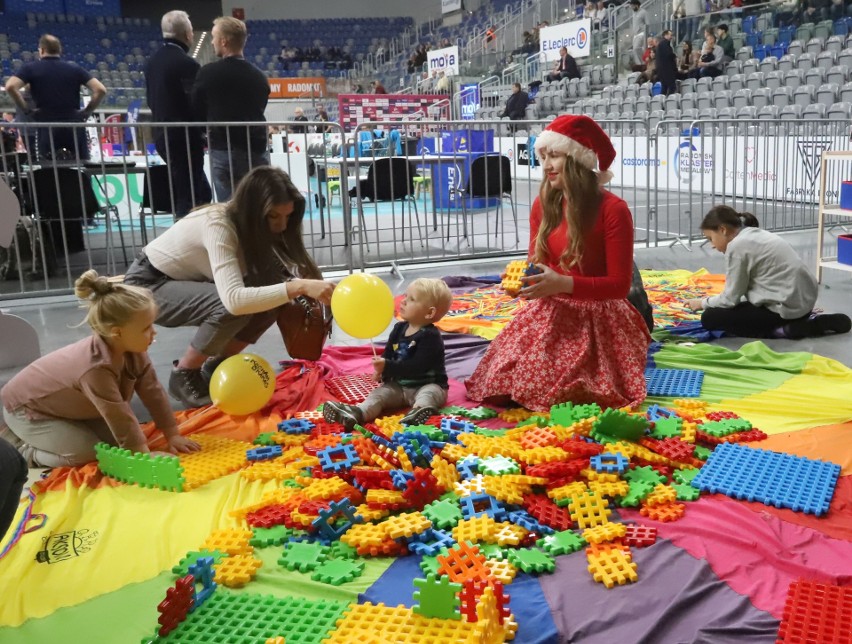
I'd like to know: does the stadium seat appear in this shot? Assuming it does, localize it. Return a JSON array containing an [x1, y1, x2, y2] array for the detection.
[[714, 89, 733, 109], [784, 68, 805, 89], [725, 60, 743, 77], [736, 46, 753, 62], [732, 88, 753, 109], [816, 51, 836, 70], [827, 102, 852, 120], [728, 73, 746, 91], [816, 83, 839, 107], [793, 85, 816, 107], [741, 58, 759, 76], [772, 86, 794, 107], [827, 65, 849, 87], [805, 68, 826, 87], [758, 56, 777, 74], [765, 70, 784, 90], [825, 35, 845, 54], [751, 88, 772, 109]]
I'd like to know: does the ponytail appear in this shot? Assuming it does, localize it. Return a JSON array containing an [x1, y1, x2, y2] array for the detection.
[[74, 270, 155, 338], [700, 205, 760, 232]]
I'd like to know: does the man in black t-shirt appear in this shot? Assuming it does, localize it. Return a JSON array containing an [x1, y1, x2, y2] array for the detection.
[[145, 10, 212, 217], [4, 34, 106, 161], [191, 16, 270, 202]]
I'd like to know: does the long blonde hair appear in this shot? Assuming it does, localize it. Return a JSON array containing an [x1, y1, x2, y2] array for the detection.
[[74, 270, 154, 337], [533, 155, 602, 270]]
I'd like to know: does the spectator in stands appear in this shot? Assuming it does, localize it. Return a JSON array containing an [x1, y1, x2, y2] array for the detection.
[[484, 25, 497, 50], [440, 38, 452, 48], [689, 33, 725, 78], [673, 0, 704, 43], [291, 107, 309, 133], [798, 0, 823, 23], [546, 47, 581, 83], [715, 24, 735, 63], [316, 107, 332, 133], [642, 36, 658, 65], [501, 83, 529, 123], [192, 16, 270, 203], [629, 0, 650, 66], [677, 40, 697, 78], [435, 72, 451, 94], [5, 34, 106, 162], [775, 0, 800, 27], [595, 1, 611, 31], [145, 10, 212, 217], [372, 80, 388, 94], [638, 48, 657, 84], [829, 0, 845, 19], [656, 30, 678, 95]]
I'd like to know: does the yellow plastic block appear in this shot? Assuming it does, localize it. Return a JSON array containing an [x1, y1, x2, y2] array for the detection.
[[518, 446, 571, 465], [229, 488, 300, 519], [241, 461, 294, 482], [501, 259, 530, 297], [430, 455, 460, 488], [498, 408, 537, 423], [269, 433, 310, 447], [547, 481, 588, 502], [302, 476, 356, 501], [214, 554, 262, 588], [587, 481, 630, 498], [586, 547, 639, 588], [454, 475, 486, 497], [383, 512, 432, 540], [396, 447, 414, 472], [452, 515, 501, 544], [179, 435, 252, 490], [340, 522, 389, 548], [644, 484, 678, 507], [493, 522, 528, 547], [567, 490, 612, 529], [325, 602, 482, 643], [680, 421, 697, 444], [354, 504, 391, 522], [365, 489, 407, 506], [582, 522, 628, 544], [200, 528, 253, 556], [581, 469, 621, 483], [484, 557, 518, 584]]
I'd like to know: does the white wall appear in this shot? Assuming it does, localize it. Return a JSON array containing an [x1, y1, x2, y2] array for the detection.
[[220, 0, 442, 24]]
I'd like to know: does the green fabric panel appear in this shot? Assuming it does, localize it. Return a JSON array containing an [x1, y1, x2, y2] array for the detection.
[[647, 341, 810, 405], [0, 550, 393, 643]]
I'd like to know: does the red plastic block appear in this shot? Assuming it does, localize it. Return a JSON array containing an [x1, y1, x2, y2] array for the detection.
[[325, 373, 379, 405], [402, 467, 443, 507], [157, 574, 194, 637], [721, 429, 768, 444], [309, 420, 346, 437], [245, 504, 291, 529], [459, 579, 511, 624], [705, 411, 739, 421], [526, 459, 588, 481], [640, 438, 703, 467], [777, 580, 852, 644], [623, 524, 658, 548], [561, 439, 604, 457], [352, 467, 395, 490], [523, 494, 574, 532]]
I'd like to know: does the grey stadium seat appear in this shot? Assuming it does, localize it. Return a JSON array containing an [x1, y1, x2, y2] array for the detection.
[[816, 83, 839, 107], [793, 85, 816, 107], [752, 88, 773, 109]]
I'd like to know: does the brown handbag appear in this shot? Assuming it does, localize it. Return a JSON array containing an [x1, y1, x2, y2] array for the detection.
[[277, 295, 333, 361]]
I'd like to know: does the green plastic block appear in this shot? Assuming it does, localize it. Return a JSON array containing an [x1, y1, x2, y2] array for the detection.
[[254, 432, 276, 446], [419, 552, 448, 578], [281, 478, 302, 488], [463, 406, 498, 420], [701, 418, 752, 438], [328, 541, 359, 559], [591, 408, 649, 443], [95, 443, 185, 492], [537, 530, 587, 556], [515, 416, 549, 428], [172, 550, 225, 576], [250, 526, 294, 548], [672, 467, 700, 485], [618, 480, 658, 507], [473, 427, 509, 438], [623, 465, 667, 486], [550, 402, 603, 426], [311, 558, 365, 585], [412, 574, 462, 620], [478, 543, 506, 560], [278, 541, 329, 572], [693, 445, 713, 461], [423, 497, 463, 530], [672, 481, 701, 502], [441, 406, 469, 415], [154, 590, 348, 644], [478, 456, 521, 476], [507, 548, 556, 574], [649, 417, 683, 439]]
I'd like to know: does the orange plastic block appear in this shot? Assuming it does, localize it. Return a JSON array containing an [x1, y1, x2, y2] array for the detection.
[[214, 554, 262, 588], [567, 489, 612, 529], [548, 424, 579, 441], [179, 435, 252, 490], [643, 484, 678, 507], [452, 515, 501, 544], [640, 502, 686, 522], [200, 528, 253, 556], [519, 427, 558, 450], [340, 522, 390, 548], [430, 455, 461, 488], [325, 602, 481, 643], [501, 260, 530, 296], [356, 537, 407, 558], [582, 522, 628, 544], [437, 542, 492, 583], [585, 541, 632, 558], [383, 512, 432, 540], [587, 547, 639, 588], [570, 418, 595, 437], [304, 434, 344, 453]]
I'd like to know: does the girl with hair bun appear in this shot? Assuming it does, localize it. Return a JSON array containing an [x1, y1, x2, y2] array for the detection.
[[0, 270, 199, 468], [686, 205, 851, 339]]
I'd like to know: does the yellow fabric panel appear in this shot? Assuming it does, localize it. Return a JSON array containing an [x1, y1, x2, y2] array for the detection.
[[0, 473, 279, 627]]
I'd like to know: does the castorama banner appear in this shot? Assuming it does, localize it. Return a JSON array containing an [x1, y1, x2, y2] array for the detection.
[[539, 19, 592, 61], [427, 45, 460, 76]]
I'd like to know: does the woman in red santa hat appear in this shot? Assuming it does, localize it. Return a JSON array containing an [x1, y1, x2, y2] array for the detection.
[[466, 114, 651, 411]]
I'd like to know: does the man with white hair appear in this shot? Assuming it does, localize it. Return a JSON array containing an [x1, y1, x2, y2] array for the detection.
[[144, 10, 212, 217]]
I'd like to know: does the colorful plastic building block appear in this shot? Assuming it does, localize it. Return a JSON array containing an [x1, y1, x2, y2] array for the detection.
[[586, 547, 638, 588], [523, 494, 574, 532], [200, 529, 253, 556], [311, 497, 363, 541], [567, 489, 612, 529], [172, 550, 225, 576], [214, 554, 262, 588], [95, 443, 185, 492], [463, 406, 498, 421], [250, 526, 295, 548], [459, 579, 511, 624], [536, 530, 587, 556], [691, 443, 841, 516], [478, 456, 521, 476], [187, 556, 217, 610], [506, 548, 556, 574], [649, 417, 683, 439], [311, 558, 365, 585], [157, 575, 194, 636], [412, 574, 462, 620], [644, 368, 704, 397], [776, 580, 852, 644], [460, 493, 507, 522], [325, 373, 379, 404], [246, 445, 283, 462], [278, 418, 316, 434], [591, 409, 649, 443], [437, 542, 492, 583], [317, 443, 361, 473], [589, 452, 630, 475], [278, 541, 329, 572], [179, 435, 253, 490], [623, 524, 658, 547], [501, 260, 536, 296]]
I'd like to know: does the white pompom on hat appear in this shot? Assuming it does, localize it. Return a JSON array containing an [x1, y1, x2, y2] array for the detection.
[[534, 114, 616, 184]]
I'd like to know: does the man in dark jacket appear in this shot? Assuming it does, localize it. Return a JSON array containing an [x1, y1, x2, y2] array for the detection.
[[546, 47, 581, 82], [501, 83, 529, 120], [145, 10, 212, 216], [656, 30, 678, 96]]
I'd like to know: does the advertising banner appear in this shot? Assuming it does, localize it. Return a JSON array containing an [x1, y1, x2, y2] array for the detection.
[[459, 83, 480, 121], [337, 94, 451, 132], [268, 78, 327, 99], [539, 19, 592, 61], [65, 0, 121, 15], [427, 46, 460, 77], [442, 0, 463, 14]]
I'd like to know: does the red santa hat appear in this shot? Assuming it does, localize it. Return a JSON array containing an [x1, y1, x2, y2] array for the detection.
[[534, 115, 616, 184]]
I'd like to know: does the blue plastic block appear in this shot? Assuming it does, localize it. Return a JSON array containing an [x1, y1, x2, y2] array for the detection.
[[590, 452, 629, 475], [441, 418, 476, 433], [645, 404, 675, 421], [408, 528, 456, 556], [691, 443, 841, 516], [390, 470, 416, 490], [187, 556, 216, 610], [278, 418, 315, 434], [456, 456, 480, 480], [460, 493, 507, 522], [644, 368, 704, 397], [246, 445, 283, 462], [507, 509, 554, 535], [317, 443, 361, 473], [312, 497, 363, 541]]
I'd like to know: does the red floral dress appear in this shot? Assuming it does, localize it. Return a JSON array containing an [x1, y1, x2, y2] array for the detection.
[[465, 192, 651, 411]]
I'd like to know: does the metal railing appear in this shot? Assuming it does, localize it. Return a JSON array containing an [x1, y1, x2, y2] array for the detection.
[[2, 115, 849, 300]]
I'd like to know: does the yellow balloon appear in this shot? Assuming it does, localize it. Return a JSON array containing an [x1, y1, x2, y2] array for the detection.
[[209, 354, 275, 416], [331, 273, 395, 339]]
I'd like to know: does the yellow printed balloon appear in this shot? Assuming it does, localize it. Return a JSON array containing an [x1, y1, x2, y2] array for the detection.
[[331, 273, 394, 339], [209, 354, 275, 416]]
